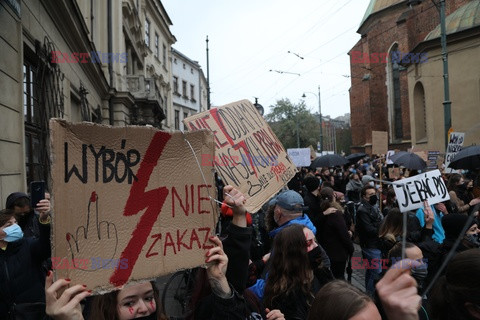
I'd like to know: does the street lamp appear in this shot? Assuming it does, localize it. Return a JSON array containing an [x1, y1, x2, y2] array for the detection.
[[302, 85, 323, 153], [408, 0, 451, 148], [253, 97, 264, 116]]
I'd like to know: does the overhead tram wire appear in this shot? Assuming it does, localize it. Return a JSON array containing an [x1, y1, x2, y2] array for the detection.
[[214, 0, 357, 87], [213, 0, 336, 84]]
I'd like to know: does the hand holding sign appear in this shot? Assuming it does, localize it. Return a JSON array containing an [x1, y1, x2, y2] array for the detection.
[[223, 185, 248, 227], [423, 200, 434, 228], [66, 191, 118, 271]]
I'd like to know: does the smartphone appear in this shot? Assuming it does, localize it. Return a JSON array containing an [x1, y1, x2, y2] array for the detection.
[[30, 181, 46, 208]]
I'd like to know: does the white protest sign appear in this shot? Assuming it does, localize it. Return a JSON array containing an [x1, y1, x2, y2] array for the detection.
[[287, 148, 311, 167], [392, 169, 450, 212], [445, 132, 464, 172], [386, 150, 395, 164]]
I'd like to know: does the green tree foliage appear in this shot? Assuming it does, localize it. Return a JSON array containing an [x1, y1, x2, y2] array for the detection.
[[265, 98, 320, 149]]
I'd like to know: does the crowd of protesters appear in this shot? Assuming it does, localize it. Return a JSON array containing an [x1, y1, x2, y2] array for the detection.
[[1, 155, 480, 319]]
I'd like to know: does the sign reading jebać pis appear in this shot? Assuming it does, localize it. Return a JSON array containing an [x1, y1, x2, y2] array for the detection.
[[392, 169, 450, 212]]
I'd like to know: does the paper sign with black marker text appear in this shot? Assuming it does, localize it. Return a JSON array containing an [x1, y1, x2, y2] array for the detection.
[[392, 169, 450, 212], [287, 148, 311, 167]]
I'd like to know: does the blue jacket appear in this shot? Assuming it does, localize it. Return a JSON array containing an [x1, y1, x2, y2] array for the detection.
[[416, 205, 445, 244], [268, 214, 317, 238]]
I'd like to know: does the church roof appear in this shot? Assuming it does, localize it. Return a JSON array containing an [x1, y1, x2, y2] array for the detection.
[[360, 0, 406, 27], [425, 0, 480, 40]]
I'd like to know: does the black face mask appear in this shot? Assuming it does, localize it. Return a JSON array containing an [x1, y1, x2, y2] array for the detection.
[[368, 195, 378, 206], [457, 183, 467, 191], [463, 234, 480, 248], [133, 312, 158, 320], [411, 264, 428, 294]]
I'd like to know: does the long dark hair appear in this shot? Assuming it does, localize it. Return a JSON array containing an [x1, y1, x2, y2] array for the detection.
[[378, 208, 403, 240], [429, 249, 480, 320], [319, 187, 343, 212], [307, 280, 373, 320], [88, 281, 166, 320], [447, 173, 462, 192], [263, 224, 314, 308]]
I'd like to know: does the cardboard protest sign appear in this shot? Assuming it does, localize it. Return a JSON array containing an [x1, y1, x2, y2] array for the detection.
[[50, 119, 217, 292], [445, 132, 464, 172], [287, 148, 311, 167], [184, 100, 297, 213], [372, 131, 388, 155], [392, 169, 450, 212]]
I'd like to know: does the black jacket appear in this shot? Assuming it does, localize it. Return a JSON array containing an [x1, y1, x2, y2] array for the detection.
[[319, 210, 354, 262], [0, 222, 51, 317], [303, 192, 324, 233], [194, 223, 267, 319], [356, 200, 383, 249]]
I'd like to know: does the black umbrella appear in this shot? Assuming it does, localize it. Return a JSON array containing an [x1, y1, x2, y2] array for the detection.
[[449, 145, 480, 170], [346, 152, 367, 163], [391, 151, 426, 170], [311, 154, 348, 168]]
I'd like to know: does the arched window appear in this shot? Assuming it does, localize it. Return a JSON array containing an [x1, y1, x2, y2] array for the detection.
[[389, 44, 403, 140], [414, 82, 427, 142]]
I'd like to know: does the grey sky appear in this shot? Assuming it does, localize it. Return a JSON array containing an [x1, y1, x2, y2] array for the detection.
[[162, 0, 371, 118]]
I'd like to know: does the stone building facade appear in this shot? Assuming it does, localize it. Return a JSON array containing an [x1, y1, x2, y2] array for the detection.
[[171, 48, 208, 131], [349, 0, 473, 154], [0, 0, 204, 204]]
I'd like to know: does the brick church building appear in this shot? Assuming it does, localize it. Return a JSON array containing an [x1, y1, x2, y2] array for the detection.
[[349, 0, 474, 154]]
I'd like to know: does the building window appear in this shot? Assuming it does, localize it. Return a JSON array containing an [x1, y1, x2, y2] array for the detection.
[[174, 110, 180, 130], [190, 84, 195, 102], [182, 80, 187, 98], [183, 112, 188, 120], [145, 18, 150, 47], [389, 44, 403, 140], [23, 61, 47, 185], [414, 82, 427, 142], [154, 33, 159, 58], [162, 44, 166, 67], [173, 76, 179, 94]]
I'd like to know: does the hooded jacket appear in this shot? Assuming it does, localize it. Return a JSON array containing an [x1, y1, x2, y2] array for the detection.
[[268, 214, 317, 238], [0, 221, 50, 317]]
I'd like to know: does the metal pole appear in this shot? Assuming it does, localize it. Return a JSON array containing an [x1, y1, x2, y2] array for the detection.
[[440, 0, 451, 149], [206, 36, 211, 110], [296, 116, 300, 148], [318, 85, 323, 153]]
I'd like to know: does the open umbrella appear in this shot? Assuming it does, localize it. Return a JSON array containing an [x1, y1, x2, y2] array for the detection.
[[346, 152, 367, 163], [311, 154, 348, 168], [449, 145, 480, 170], [391, 151, 426, 170]]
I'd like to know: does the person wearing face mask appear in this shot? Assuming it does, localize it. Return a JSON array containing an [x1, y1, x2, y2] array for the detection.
[[0, 208, 51, 319], [5, 191, 51, 239], [447, 174, 480, 215], [356, 185, 384, 296]]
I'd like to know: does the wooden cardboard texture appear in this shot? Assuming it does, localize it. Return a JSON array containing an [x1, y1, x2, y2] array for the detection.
[[50, 119, 217, 292], [372, 131, 388, 155], [184, 100, 297, 213]]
